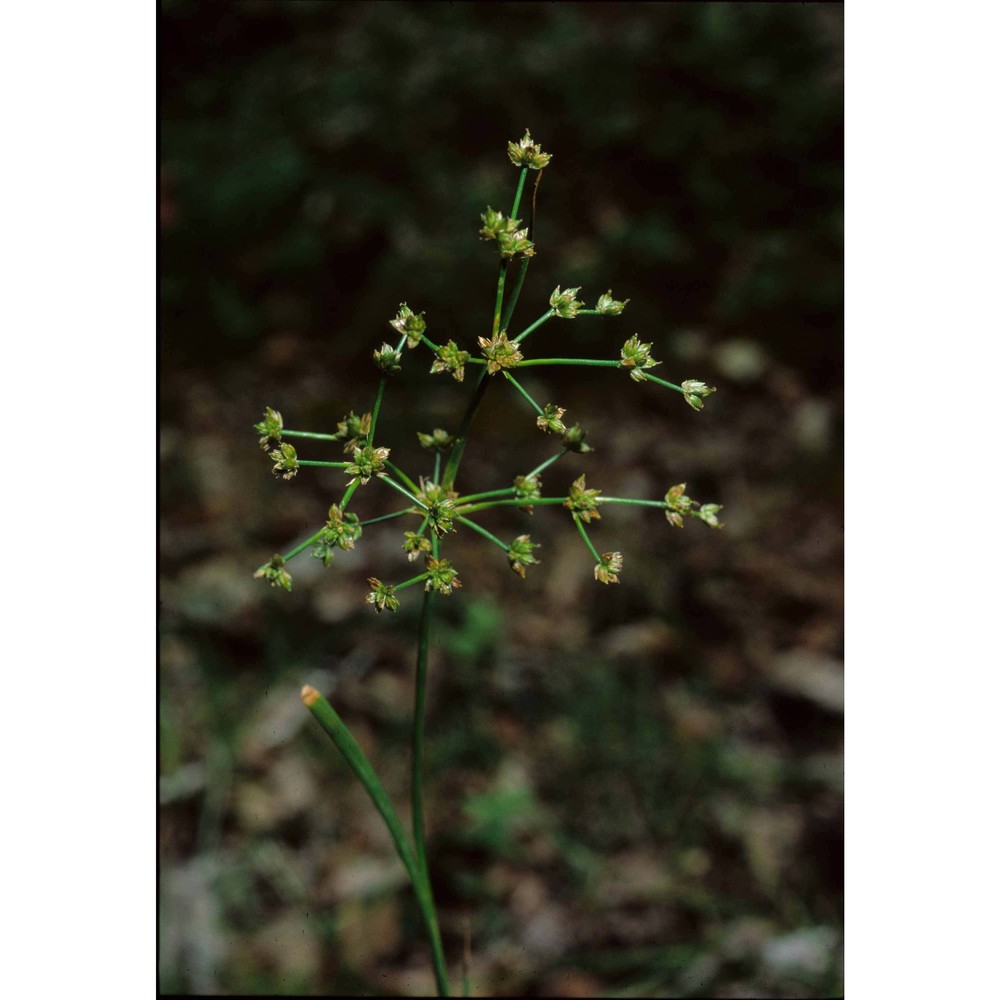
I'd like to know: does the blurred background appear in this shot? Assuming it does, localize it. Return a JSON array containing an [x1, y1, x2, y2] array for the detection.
[[160, 2, 843, 996]]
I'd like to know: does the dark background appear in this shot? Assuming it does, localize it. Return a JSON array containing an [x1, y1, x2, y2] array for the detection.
[[159, 2, 843, 996]]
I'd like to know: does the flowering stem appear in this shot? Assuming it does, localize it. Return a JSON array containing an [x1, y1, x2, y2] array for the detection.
[[500, 259, 531, 332], [339, 479, 362, 513], [432, 452, 441, 484], [513, 310, 553, 344], [517, 358, 619, 368], [300, 686, 449, 996], [456, 497, 568, 515], [418, 333, 442, 353], [298, 460, 351, 468], [386, 461, 421, 495], [454, 488, 516, 505], [456, 516, 510, 552], [396, 573, 432, 592], [368, 378, 386, 445], [599, 496, 670, 508], [360, 508, 420, 528], [282, 429, 340, 441], [379, 475, 430, 510], [511, 166, 529, 218], [525, 449, 568, 481], [492, 263, 508, 337], [573, 514, 603, 564], [502, 371, 545, 416], [440, 369, 490, 491], [640, 372, 684, 393]]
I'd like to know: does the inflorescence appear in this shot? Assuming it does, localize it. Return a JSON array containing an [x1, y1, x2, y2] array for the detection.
[[253, 130, 722, 607]]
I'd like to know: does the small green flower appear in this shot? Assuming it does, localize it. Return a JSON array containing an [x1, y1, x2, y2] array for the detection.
[[594, 551, 623, 585], [596, 290, 630, 316], [427, 498, 457, 537], [346, 444, 390, 484], [403, 531, 433, 562], [565, 475, 602, 522], [694, 502, 724, 529], [681, 379, 717, 412], [416, 428, 455, 452], [416, 478, 456, 506], [268, 442, 299, 480], [507, 534, 541, 579], [254, 554, 292, 591], [507, 129, 552, 170], [513, 473, 542, 505], [373, 342, 402, 374], [619, 335, 661, 382], [536, 403, 567, 435], [254, 407, 283, 450], [424, 556, 462, 595], [366, 577, 399, 614], [313, 504, 363, 565], [389, 303, 427, 349], [663, 482, 695, 528], [333, 410, 372, 454], [496, 227, 535, 259], [479, 207, 521, 242], [549, 285, 583, 319], [430, 340, 471, 382], [478, 331, 523, 374], [561, 423, 593, 454]]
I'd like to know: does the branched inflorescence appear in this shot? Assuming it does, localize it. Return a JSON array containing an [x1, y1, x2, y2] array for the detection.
[[252, 130, 723, 605]]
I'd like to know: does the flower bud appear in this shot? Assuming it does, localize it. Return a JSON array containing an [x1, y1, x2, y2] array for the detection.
[[478, 331, 523, 374], [416, 428, 455, 452], [619, 335, 661, 381], [596, 290, 629, 316], [536, 403, 567, 434], [254, 554, 293, 591], [389, 303, 427, 349], [565, 475, 602, 522], [681, 379, 717, 412], [373, 342, 402, 374], [366, 578, 399, 613], [268, 442, 299, 480], [507, 534, 541, 579], [549, 285, 583, 319], [507, 129, 552, 170], [254, 407, 283, 450]]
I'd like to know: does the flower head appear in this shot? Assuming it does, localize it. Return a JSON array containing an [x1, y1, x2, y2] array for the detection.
[[254, 407, 283, 450], [430, 340, 471, 382], [424, 556, 462, 595], [478, 331, 523, 374], [403, 531, 433, 562], [479, 207, 521, 242], [507, 129, 552, 170], [594, 551, 623, 585], [268, 442, 299, 480], [565, 475, 602, 522], [333, 410, 372, 454], [681, 379, 717, 412], [366, 578, 399, 614], [561, 423, 593, 454], [346, 444, 390, 484], [373, 342, 402, 374], [417, 428, 455, 452], [663, 484, 723, 529], [507, 534, 541, 579], [254, 554, 292, 591], [549, 285, 583, 319], [536, 403, 567, 435], [596, 290, 629, 316], [619, 335, 661, 382], [496, 227, 535, 259], [389, 303, 427, 349], [513, 473, 542, 511], [313, 504, 363, 566]]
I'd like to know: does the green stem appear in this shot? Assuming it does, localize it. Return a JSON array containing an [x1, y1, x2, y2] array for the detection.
[[513, 310, 554, 344], [339, 479, 362, 513], [282, 429, 340, 441], [360, 508, 420, 528], [456, 516, 510, 552], [440, 369, 489, 491], [500, 259, 531, 332], [642, 372, 685, 393], [516, 358, 619, 368], [396, 572, 431, 592], [454, 488, 516, 505], [456, 497, 567, 515], [301, 688, 449, 996], [433, 452, 441, 484], [525, 449, 568, 481], [368, 378, 386, 445], [379, 475, 430, 510], [511, 167, 528, 218], [573, 514, 603, 564], [298, 460, 351, 468], [600, 497, 670, 508], [503, 371, 545, 416], [386, 461, 421, 494], [492, 262, 509, 337]]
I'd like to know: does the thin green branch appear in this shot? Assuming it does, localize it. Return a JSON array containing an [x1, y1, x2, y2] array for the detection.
[[511, 166, 529, 218], [386, 461, 421, 495], [456, 497, 568, 515], [599, 497, 670, 508], [432, 452, 441, 485], [360, 508, 420, 528], [441, 369, 490, 491], [282, 429, 340, 441], [379, 475, 430, 510], [492, 262, 509, 337], [503, 371, 545, 416], [516, 358, 619, 368], [456, 516, 510, 552], [396, 572, 431, 592], [512, 310, 554, 344], [368, 378, 386, 445], [500, 258, 531, 332], [641, 372, 684, 393], [301, 687, 449, 996], [454, 487, 516, 505], [298, 460, 351, 469], [573, 514, 603, 564], [525, 449, 568, 481]]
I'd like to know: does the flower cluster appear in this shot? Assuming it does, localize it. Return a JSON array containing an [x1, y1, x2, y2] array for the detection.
[[594, 551, 623, 585], [373, 342, 402, 374], [561, 423, 592, 453], [507, 535, 541, 578], [549, 285, 583, 319], [390, 303, 427, 349], [268, 442, 299, 480], [254, 554, 292, 591], [313, 505, 363, 566], [507, 129, 552, 170], [333, 411, 372, 453], [403, 531, 433, 562], [596, 290, 629, 316], [536, 403, 567, 435], [366, 578, 399, 614], [255, 407, 283, 450], [479, 207, 535, 259], [478, 331, 523, 374], [663, 483, 724, 529], [430, 340, 471, 382], [346, 444, 390, 484], [681, 379, 717, 412], [417, 428, 454, 452], [565, 475, 602, 522], [424, 557, 462, 595], [619, 335, 661, 382]]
